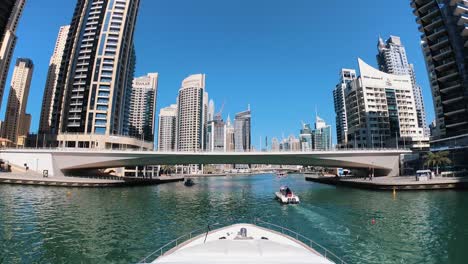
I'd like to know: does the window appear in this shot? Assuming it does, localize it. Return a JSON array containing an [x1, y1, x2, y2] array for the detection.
[[95, 127, 106, 134]]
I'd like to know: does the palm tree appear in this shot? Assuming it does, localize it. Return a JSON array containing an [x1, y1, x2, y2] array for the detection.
[[160, 165, 175, 176], [424, 151, 452, 175]]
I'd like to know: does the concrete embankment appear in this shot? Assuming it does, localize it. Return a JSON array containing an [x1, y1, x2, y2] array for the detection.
[[305, 175, 468, 191], [0, 173, 184, 188]]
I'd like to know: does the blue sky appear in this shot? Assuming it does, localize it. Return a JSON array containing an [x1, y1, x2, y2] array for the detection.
[[1, 0, 434, 149]]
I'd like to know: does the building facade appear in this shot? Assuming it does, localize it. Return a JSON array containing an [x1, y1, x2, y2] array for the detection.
[[346, 58, 425, 149], [52, 0, 146, 149], [206, 116, 226, 152], [157, 104, 177, 151], [377, 35, 428, 136], [176, 74, 207, 152], [0, 0, 25, 111], [127, 73, 158, 142], [313, 116, 332, 150], [2, 58, 33, 146], [411, 1, 468, 139], [225, 115, 235, 152], [411, 0, 468, 172], [234, 108, 251, 152], [39, 25, 70, 135], [333, 68, 356, 146]]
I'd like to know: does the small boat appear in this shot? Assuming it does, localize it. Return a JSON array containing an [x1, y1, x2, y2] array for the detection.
[[275, 186, 300, 204], [184, 178, 195, 187], [139, 219, 344, 264], [276, 170, 288, 177]]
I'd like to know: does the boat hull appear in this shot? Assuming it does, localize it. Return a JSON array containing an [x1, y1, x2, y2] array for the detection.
[[275, 192, 300, 204]]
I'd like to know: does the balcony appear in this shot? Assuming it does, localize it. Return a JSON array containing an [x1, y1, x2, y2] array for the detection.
[[462, 24, 468, 36], [435, 59, 456, 71], [454, 3, 468, 16], [425, 17, 443, 31], [444, 108, 466, 117], [430, 36, 450, 50], [432, 47, 452, 60], [426, 26, 447, 40], [437, 69, 459, 82], [458, 13, 468, 25], [442, 95, 464, 104], [445, 120, 468, 128], [421, 7, 440, 22]]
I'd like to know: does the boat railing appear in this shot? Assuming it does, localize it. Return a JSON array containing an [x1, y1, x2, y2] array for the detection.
[[254, 218, 348, 264], [138, 223, 221, 263]]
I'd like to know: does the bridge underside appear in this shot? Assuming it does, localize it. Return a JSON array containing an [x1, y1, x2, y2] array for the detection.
[[0, 150, 409, 177]]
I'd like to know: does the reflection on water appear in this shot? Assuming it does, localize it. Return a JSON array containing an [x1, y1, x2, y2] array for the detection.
[[0, 174, 467, 263]]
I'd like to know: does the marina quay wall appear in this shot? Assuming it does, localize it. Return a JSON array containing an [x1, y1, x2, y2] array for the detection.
[[0, 149, 412, 178]]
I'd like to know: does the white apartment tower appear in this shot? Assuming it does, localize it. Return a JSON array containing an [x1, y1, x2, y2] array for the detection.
[[2, 58, 33, 145], [346, 59, 425, 148], [377, 35, 428, 136], [176, 74, 207, 151], [39, 25, 70, 135], [158, 104, 177, 151], [0, 0, 25, 111], [128, 73, 158, 142], [333, 68, 356, 146]]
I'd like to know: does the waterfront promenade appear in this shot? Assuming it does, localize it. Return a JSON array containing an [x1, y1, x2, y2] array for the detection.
[[306, 175, 468, 190], [0, 172, 184, 187]]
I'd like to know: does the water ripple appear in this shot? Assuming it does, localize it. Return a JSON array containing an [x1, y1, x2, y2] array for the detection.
[[0, 175, 467, 264]]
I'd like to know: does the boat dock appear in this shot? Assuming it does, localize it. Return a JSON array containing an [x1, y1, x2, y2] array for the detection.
[[0, 172, 184, 188], [305, 175, 468, 191]]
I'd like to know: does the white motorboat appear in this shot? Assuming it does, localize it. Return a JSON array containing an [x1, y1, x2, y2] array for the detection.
[[139, 220, 345, 264], [275, 186, 300, 204]]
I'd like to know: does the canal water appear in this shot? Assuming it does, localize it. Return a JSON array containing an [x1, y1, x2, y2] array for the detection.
[[0, 174, 467, 264]]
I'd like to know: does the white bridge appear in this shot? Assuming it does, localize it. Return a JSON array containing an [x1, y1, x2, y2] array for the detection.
[[0, 149, 411, 177]]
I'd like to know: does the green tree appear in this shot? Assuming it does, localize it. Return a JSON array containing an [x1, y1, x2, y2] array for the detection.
[[160, 165, 175, 175], [424, 151, 452, 175]]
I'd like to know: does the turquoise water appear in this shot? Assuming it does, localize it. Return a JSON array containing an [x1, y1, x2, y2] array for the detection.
[[0, 174, 467, 263]]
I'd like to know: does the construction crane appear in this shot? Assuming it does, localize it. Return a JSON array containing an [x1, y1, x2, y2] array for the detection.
[[214, 100, 225, 121]]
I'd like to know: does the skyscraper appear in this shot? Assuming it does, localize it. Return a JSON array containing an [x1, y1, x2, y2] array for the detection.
[[377, 35, 428, 136], [271, 137, 280, 152], [206, 116, 226, 152], [39, 25, 70, 135], [411, 1, 468, 139], [313, 116, 332, 151], [2, 58, 33, 146], [157, 104, 177, 151], [333, 69, 356, 146], [53, 0, 144, 149], [0, 0, 25, 110], [176, 74, 207, 152], [225, 115, 235, 152], [299, 123, 313, 151], [411, 0, 468, 171], [234, 107, 251, 152], [346, 59, 425, 149], [127, 73, 158, 142]]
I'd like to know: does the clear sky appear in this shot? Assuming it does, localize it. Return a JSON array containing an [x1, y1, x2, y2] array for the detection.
[[1, 0, 434, 149]]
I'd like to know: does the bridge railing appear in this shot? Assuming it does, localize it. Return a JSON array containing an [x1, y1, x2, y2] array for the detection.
[[2, 147, 412, 153]]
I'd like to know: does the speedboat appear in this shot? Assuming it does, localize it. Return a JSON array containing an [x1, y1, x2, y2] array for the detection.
[[276, 170, 288, 177], [184, 178, 195, 187], [275, 186, 300, 204], [138, 219, 345, 264]]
